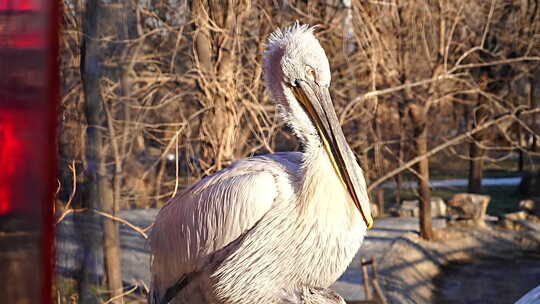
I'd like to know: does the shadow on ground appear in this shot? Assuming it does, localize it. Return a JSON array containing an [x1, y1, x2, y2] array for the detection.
[[377, 224, 540, 304]]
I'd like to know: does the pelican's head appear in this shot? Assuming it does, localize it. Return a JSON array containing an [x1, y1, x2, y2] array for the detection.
[[264, 24, 330, 142], [264, 23, 373, 229]]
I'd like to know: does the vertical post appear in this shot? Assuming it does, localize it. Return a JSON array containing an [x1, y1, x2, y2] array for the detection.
[[371, 257, 389, 304], [361, 258, 372, 300], [372, 257, 379, 281]]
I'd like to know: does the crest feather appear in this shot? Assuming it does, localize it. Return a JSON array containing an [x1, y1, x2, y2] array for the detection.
[[266, 22, 317, 54]]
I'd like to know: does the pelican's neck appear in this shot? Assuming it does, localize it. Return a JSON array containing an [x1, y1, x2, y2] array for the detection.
[[299, 136, 340, 202], [299, 139, 336, 193], [297, 137, 361, 230], [273, 83, 357, 222]]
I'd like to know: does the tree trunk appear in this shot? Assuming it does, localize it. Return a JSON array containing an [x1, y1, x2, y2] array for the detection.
[[81, 0, 123, 302], [467, 88, 489, 193], [529, 77, 537, 152], [468, 140, 484, 193], [410, 104, 434, 240], [395, 5, 408, 208], [79, 1, 101, 302], [518, 149, 525, 172], [376, 187, 384, 217], [518, 124, 525, 172], [192, 0, 248, 171], [395, 101, 406, 205], [373, 106, 385, 216]]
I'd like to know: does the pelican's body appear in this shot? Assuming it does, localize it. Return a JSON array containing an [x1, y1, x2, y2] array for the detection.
[[149, 24, 372, 304]]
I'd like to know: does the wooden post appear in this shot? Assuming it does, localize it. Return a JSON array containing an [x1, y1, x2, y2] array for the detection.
[[372, 280, 389, 304], [372, 257, 378, 280], [371, 257, 389, 304], [361, 258, 372, 300]]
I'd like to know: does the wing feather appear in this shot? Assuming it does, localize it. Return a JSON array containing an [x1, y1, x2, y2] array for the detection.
[[149, 154, 299, 299]]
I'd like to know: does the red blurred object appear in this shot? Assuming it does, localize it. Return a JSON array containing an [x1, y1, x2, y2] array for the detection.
[[0, 109, 45, 216], [0, 0, 44, 49], [0, 0, 50, 216], [0, 111, 25, 214], [0, 0, 37, 11], [0, 0, 58, 303]]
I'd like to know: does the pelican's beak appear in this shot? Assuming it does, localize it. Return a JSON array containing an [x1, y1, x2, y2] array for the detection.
[[292, 80, 374, 229]]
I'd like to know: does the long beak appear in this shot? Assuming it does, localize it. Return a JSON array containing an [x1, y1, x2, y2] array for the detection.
[[292, 80, 373, 229]]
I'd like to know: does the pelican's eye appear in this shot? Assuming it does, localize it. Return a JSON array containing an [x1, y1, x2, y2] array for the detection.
[[305, 66, 316, 81]]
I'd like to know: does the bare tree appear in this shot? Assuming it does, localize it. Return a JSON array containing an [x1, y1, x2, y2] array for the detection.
[[349, 0, 540, 239]]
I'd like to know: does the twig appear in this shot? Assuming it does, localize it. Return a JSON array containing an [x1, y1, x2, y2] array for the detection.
[[340, 73, 464, 123], [65, 161, 77, 211], [103, 285, 138, 304], [449, 57, 540, 73], [93, 210, 148, 239], [55, 161, 79, 224], [56, 208, 87, 224], [172, 130, 180, 199]]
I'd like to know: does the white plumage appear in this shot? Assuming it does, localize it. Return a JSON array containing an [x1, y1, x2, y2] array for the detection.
[[149, 24, 372, 304]]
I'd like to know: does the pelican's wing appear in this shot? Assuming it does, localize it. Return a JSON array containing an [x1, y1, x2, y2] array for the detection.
[[149, 153, 299, 299]]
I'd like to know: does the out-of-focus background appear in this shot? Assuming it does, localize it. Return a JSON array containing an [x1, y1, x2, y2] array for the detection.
[[54, 0, 540, 303]]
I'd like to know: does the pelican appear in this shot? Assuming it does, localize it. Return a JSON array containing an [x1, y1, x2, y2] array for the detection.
[[149, 23, 373, 304]]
